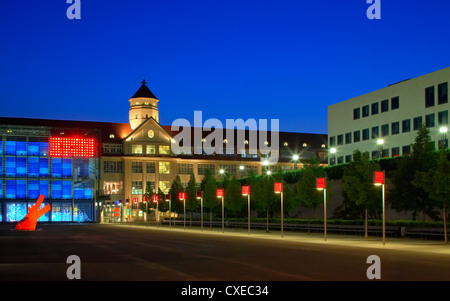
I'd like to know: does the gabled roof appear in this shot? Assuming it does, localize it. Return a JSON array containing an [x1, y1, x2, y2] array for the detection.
[[131, 80, 158, 99], [123, 117, 173, 141]]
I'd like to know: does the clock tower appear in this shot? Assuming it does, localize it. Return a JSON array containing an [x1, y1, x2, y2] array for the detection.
[[129, 80, 159, 130]]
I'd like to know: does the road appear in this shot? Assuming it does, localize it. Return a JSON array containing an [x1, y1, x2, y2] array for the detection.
[[1, 223, 449, 284]]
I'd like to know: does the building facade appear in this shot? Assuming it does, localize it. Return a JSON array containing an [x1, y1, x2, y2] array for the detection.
[[328, 67, 449, 165], [1, 81, 328, 223]]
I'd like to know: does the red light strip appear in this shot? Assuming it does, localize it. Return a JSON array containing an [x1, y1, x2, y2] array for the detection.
[[49, 137, 96, 157]]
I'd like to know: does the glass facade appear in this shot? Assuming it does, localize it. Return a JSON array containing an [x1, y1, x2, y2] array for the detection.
[[1, 133, 98, 223]]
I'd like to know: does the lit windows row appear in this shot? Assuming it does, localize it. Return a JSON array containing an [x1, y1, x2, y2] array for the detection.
[[353, 96, 399, 120], [0, 141, 49, 156], [130, 180, 170, 195], [330, 110, 448, 146], [0, 179, 92, 200], [131, 144, 170, 155]]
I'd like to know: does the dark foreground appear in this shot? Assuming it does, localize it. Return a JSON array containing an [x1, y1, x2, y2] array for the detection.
[[0, 223, 449, 296]]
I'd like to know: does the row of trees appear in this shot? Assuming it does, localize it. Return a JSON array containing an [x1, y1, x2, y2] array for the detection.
[[141, 125, 449, 227]]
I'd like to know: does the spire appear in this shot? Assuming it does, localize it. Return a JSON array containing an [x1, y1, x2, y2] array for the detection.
[[131, 79, 158, 99]]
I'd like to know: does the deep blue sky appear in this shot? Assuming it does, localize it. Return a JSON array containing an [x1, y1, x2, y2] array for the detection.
[[0, 0, 449, 134]]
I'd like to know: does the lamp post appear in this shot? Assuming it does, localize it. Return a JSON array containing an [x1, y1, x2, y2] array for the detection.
[[377, 139, 384, 158], [217, 189, 224, 233], [179, 192, 186, 230], [293, 154, 299, 170], [152, 195, 159, 226], [165, 194, 171, 229], [316, 177, 327, 241], [330, 148, 336, 165], [440, 126, 448, 148], [197, 191, 203, 232], [274, 182, 283, 237], [242, 186, 250, 235], [374, 171, 386, 245]]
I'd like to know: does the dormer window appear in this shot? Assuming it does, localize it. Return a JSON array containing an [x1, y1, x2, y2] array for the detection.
[[109, 134, 115, 139]]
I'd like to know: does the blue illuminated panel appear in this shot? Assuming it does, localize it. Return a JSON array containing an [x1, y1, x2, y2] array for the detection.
[[5, 141, 16, 155], [16, 141, 27, 156], [40, 180, 49, 198], [52, 180, 62, 199], [62, 181, 72, 199], [16, 180, 26, 198], [28, 180, 40, 199], [16, 157, 27, 177], [52, 158, 61, 178], [39, 158, 49, 177], [62, 158, 72, 177], [5, 157, 15, 177], [28, 157, 39, 177], [39, 142, 49, 156], [5, 180, 15, 199], [28, 142, 39, 156], [6, 202, 27, 222], [51, 202, 72, 221]]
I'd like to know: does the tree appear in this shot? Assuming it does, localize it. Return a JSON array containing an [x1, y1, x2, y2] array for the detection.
[[201, 169, 218, 227], [185, 173, 199, 226], [169, 175, 184, 214], [413, 147, 450, 243], [390, 124, 439, 220], [225, 175, 243, 229], [341, 150, 380, 236], [253, 174, 276, 231]]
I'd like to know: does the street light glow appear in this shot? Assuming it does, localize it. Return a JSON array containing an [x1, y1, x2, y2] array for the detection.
[[330, 148, 336, 154], [377, 139, 384, 145], [292, 154, 299, 161], [440, 126, 448, 134]]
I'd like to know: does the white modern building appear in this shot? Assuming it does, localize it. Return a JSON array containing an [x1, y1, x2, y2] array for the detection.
[[328, 67, 449, 165]]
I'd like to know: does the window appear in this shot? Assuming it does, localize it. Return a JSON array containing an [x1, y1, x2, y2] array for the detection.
[[381, 124, 389, 137], [159, 162, 170, 174], [425, 113, 435, 128], [391, 96, 399, 110], [402, 145, 411, 155], [362, 105, 369, 117], [392, 147, 400, 157], [345, 133, 352, 144], [159, 145, 170, 155], [402, 119, 411, 133], [438, 110, 448, 125], [413, 116, 423, 130], [371, 102, 379, 115], [353, 108, 360, 120], [146, 162, 156, 173], [345, 155, 352, 163], [146, 145, 156, 155], [146, 181, 156, 194], [337, 156, 344, 164], [132, 181, 143, 195], [425, 86, 435, 107], [132, 144, 143, 154], [177, 163, 193, 175], [371, 126, 379, 139], [132, 162, 142, 173], [391, 122, 400, 135], [362, 128, 370, 141], [159, 181, 170, 194], [103, 181, 123, 195], [329, 136, 336, 147], [198, 164, 215, 175], [337, 134, 343, 146], [103, 161, 123, 173], [353, 130, 361, 143], [381, 99, 389, 113], [438, 82, 448, 105]]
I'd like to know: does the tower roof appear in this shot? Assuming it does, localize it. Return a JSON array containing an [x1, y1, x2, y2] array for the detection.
[[131, 79, 158, 99]]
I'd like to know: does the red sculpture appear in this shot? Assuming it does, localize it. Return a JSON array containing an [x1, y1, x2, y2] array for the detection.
[[15, 194, 51, 231]]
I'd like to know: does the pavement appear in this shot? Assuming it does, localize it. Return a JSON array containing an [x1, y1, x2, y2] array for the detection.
[[105, 222, 450, 255]]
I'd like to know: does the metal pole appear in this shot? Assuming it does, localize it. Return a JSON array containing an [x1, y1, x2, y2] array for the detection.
[[248, 194, 250, 235], [169, 198, 172, 229], [281, 192, 284, 238], [222, 196, 224, 233], [382, 184, 385, 245], [201, 197, 203, 232], [324, 188, 327, 241], [183, 199, 186, 230]]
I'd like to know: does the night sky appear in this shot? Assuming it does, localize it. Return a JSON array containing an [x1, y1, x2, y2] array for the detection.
[[0, 0, 449, 134]]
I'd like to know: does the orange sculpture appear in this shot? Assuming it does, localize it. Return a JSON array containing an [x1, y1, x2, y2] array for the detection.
[[15, 194, 51, 231]]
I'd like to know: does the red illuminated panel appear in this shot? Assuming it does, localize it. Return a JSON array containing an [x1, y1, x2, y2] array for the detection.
[[316, 178, 325, 190], [216, 189, 223, 198], [242, 186, 249, 196], [152, 195, 159, 202], [374, 171, 385, 185], [274, 182, 283, 193], [178, 192, 186, 200], [49, 137, 96, 157]]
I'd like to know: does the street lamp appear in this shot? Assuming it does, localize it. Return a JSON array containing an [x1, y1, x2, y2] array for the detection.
[[217, 189, 224, 233], [274, 182, 283, 237], [374, 171, 386, 245], [292, 154, 299, 170], [377, 139, 384, 158], [330, 148, 336, 165], [439, 126, 448, 148], [165, 194, 171, 229], [197, 191, 203, 232], [316, 177, 327, 241], [152, 194, 159, 226], [179, 192, 186, 230], [242, 186, 250, 235]]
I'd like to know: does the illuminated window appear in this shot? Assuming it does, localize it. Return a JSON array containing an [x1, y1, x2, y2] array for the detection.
[[49, 137, 96, 157], [146, 145, 156, 155], [103, 181, 123, 195], [109, 134, 115, 139], [159, 162, 170, 174], [158, 181, 170, 194], [132, 162, 142, 173], [159, 145, 170, 155], [132, 144, 143, 154], [132, 181, 143, 195]]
